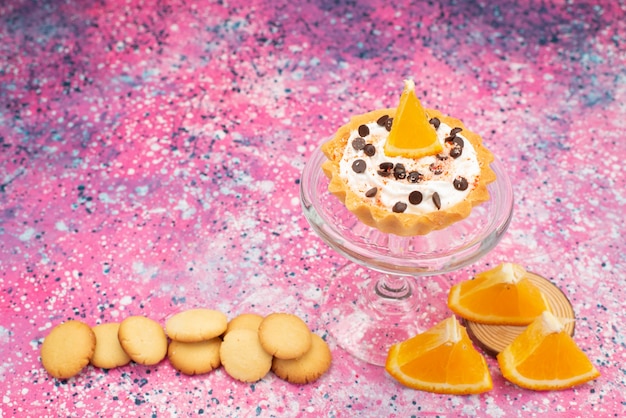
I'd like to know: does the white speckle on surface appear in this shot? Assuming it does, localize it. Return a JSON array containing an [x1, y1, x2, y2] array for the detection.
[[18, 228, 36, 241], [120, 296, 133, 306], [175, 199, 196, 219], [55, 221, 69, 231]]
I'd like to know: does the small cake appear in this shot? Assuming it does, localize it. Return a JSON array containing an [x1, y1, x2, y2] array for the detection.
[[322, 80, 496, 236]]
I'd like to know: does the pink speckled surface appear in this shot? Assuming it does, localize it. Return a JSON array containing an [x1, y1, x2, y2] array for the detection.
[[1, 0, 625, 416]]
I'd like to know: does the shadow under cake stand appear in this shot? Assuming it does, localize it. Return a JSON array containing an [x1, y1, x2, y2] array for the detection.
[[300, 145, 515, 366]]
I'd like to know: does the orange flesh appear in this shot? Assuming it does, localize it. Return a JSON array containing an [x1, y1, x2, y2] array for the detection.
[[456, 278, 548, 318], [385, 316, 493, 394], [384, 80, 442, 158], [447, 263, 550, 325], [515, 333, 597, 379], [497, 312, 600, 390]]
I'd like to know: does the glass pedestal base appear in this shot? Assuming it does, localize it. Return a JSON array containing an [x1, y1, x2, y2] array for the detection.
[[323, 263, 451, 366]]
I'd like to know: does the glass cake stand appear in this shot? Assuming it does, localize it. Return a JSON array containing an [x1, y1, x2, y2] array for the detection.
[[300, 144, 514, 366]]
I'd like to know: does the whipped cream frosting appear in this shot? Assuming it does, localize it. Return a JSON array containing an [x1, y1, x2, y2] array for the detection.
[[339, 116, 481, 215]]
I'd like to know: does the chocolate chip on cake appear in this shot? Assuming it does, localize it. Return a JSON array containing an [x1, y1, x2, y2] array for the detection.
[[358, 124, 370, 137], [432, 192, 442, 210], [377, 162, 393, 177], [393, 163, 406, 180], [429, 117, 441, 129], [385, 117, 393, 132], [392, 202, 407, 213], [407, 171, 423, 183], [363, 144, 376, 156], [376, 115, 389, 126], [352, 159, 366, 173], [450, 127, 463, 136], [409, 191, 423, 205], [453, 177, 469, 191], [365, 187, 378, 198], [352, 137, 366, 150], [450, 137, 464, 158], [450, 145, 463, 159]]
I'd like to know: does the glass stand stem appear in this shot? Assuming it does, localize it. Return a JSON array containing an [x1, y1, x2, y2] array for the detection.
[[365, 275, 418, 317], [374, 275, 413, 299], [323, 265, 424, 366]]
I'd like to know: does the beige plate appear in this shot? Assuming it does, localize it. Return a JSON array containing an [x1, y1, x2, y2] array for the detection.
[[464, 272, 575, 356]]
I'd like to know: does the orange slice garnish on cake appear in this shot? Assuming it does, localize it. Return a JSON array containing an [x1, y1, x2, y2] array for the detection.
[[447, 263, 549, 326], [385, 316, 493, 394], [497, 311, 600, 390], [383, 79, 443, 159]]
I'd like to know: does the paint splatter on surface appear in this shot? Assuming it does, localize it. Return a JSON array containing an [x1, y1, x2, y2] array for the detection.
[[1, 0, 625, 416]]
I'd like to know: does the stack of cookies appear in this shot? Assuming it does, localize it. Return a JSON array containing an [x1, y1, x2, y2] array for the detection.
[[223, 312, 332, 384], [166, 309, 227, 375], [39, 309, 332, 385]]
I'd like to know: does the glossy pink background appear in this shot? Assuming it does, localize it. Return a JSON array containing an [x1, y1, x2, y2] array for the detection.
[[1, 0, 624, 416]]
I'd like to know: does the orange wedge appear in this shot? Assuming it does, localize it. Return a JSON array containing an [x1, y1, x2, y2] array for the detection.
[[384, 79, 443, 159], [447, 263, 549, 325], [385, 316, 493, 394], [497, 311, 600, 390]]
